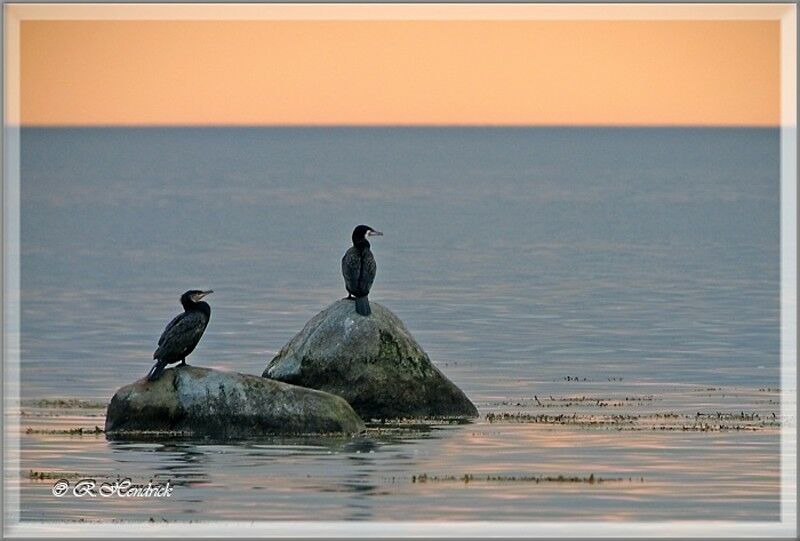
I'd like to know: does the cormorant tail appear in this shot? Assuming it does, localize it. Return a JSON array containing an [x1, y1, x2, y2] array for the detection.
[[355, 296, 371, 316], [146, 361, 167, 382]]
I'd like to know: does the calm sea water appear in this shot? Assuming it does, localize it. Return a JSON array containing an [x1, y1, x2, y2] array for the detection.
[[17, 127, 781, 521]]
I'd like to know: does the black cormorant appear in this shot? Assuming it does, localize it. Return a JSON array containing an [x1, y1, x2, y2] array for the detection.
[[146, 289, 213, 381], [342, 225, 382, 316]]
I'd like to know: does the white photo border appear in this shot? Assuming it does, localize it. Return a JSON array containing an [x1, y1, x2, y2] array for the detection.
[[2, 3, 796, 538]]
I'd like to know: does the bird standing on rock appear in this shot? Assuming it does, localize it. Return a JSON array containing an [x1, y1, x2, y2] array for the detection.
[[146, 289, 213, 381], [342, 225, 382, 316]]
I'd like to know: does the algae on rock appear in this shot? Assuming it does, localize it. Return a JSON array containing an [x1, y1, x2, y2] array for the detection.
[[263, 300, 478, 420], [105, 366, 365, 438]]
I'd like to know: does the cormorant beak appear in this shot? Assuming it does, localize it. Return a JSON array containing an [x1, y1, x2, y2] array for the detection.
[[367, 230, 383, 237], [195, 290, 213, 301]]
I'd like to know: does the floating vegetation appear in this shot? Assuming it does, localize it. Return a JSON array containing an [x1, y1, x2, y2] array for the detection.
[[483, 395, 657, 409], [409, 472, 641, 484], [25, 426, 104, 435], [362, 418, 474, 439], [28, 470, 83, 480], [558, 376, 624, 383], [486, 412, 637, 426], [367, 417, 471, 427], [21, 410, 105, 418], [21, 399, 106, 409], [484, 411, 781, 432], [364, 427, 432, 438]]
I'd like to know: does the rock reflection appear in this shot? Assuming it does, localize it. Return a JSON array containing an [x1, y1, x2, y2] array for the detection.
[[108, 441, 211, 488]]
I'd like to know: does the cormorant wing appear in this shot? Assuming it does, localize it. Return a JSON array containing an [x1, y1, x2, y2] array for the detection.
[[341, 246, 377, 297], [342, 246, 362, 295], [153, 311, 208, 361], [158, 313, 184, 347], [357, 249, 377, 295]]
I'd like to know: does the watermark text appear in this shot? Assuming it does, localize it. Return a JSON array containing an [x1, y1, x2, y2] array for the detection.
[[52, 478, 173, 498]]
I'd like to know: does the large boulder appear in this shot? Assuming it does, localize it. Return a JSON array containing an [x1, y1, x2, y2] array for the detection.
[[105, 366, 365, 438], [263, 300, 478, 420]]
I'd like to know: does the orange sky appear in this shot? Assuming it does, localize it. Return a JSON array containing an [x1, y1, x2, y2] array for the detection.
[[19, 18, 779, 126]]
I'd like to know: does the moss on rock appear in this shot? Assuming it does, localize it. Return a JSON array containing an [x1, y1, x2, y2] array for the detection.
[[105, 366, 365, 438], [263, 300, 478, 420]]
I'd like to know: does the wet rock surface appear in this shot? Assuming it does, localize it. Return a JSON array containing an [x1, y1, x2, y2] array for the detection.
[[263, 300, 479, 420], [105, 366, 365, 438]]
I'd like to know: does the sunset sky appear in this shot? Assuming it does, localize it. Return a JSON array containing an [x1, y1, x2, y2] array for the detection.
[[15, 7, 783, 126]]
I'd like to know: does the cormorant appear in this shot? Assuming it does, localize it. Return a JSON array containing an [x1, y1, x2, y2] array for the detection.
[[342, 225, 382, 316], [146, 289, 213, 381]]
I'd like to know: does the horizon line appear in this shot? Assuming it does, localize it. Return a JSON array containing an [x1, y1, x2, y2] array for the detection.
[[11, 123, 784, 130]]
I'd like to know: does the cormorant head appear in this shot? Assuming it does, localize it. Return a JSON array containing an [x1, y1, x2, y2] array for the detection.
[[352, 225, 383, 245], [180, 289, 213, 308]]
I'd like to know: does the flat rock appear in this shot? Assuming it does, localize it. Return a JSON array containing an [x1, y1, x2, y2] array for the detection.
[[105, 366, 365, 438], [263, 300, 479, 420]]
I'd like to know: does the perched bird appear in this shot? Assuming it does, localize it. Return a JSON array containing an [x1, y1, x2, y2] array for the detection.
[[146, 289, 213, 382], [342, 225, 382, 316]]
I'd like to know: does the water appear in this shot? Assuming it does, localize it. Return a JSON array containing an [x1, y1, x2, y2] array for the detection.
[[16, 127, 781, 521]]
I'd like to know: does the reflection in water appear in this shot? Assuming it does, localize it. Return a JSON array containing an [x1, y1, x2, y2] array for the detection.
[[111, 442, 213, 488], [20, 385, 781, 521], [18, 127, 781, 521]]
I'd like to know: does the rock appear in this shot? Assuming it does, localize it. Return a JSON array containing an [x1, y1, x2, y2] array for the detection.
[[263, 300, 479, 420], [105, 366, 365, 438]]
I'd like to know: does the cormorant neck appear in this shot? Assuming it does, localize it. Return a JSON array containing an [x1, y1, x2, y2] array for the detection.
[[182, 299, 211, 317], [353, 238, 370, 249], [195, 301, 211, 317]]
